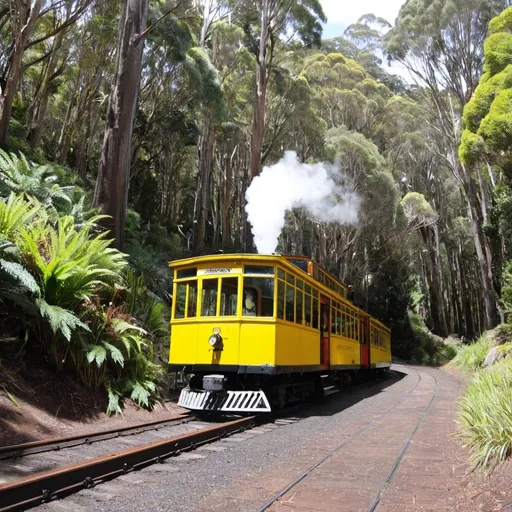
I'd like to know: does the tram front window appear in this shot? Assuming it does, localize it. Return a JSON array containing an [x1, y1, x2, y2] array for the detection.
[[201, 279, 218, 316], [243, 277, 274, 317]]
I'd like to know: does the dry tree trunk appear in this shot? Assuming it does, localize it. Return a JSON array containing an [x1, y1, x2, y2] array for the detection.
[[93, 0, 148, 250]]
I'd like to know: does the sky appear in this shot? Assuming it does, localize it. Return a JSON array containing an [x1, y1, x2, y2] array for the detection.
[[320, 0, 406, 39], [319, 0, 410, 80]]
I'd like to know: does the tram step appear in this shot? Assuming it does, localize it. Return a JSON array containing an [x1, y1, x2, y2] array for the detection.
[[322, 385, 339, 396]]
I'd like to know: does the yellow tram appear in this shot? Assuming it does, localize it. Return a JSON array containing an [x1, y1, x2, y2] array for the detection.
[[169, 254, 391, 413]]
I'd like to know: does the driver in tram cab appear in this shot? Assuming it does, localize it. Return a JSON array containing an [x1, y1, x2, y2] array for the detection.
[[243, 289, 257, 316]]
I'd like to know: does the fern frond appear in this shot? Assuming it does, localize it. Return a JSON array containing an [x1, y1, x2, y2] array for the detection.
[[0, 285, 38, 313], [0, 259, 40, 294], [36, 299, 90, 341], [86, 344, 107, 367], [0, 193, 41, 237], [102, 341, 125, 367], [106, 387, 123, 416], [130, 382, 151, 408]]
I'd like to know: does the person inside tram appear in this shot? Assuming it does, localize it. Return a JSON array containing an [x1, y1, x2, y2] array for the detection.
[[243, 288, 257, 316]]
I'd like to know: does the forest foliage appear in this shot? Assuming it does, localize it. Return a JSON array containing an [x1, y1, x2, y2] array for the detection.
[[2, 0, 512, 419]]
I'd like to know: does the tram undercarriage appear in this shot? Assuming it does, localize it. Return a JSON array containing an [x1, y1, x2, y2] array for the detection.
[[176, 368, 386, 414]]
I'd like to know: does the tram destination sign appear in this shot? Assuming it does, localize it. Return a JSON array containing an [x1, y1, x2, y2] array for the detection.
[[197, 267, 242, 275]]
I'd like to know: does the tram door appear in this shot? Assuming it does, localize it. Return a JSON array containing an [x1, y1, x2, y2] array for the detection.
[[361, 314, 370, 368], [320, 296, 330, 369]]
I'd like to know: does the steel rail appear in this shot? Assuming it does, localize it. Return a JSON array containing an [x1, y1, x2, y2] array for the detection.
[[366, 369, 438, 512], [0, 413, 193, 461], [0, 415, 255, 512]]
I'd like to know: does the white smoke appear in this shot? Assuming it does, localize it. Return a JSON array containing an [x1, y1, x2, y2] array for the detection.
[[245, 151, 360, 254]]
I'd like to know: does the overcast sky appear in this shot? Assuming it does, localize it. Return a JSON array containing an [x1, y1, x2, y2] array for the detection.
[[320, 0, 406, 38], [320, 0, 411, 80]]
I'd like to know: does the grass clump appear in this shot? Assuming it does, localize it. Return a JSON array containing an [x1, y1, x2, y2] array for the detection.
[[459, 358, 512, 470], [451, 331, 493, 372], [407, 312, 457, 365]]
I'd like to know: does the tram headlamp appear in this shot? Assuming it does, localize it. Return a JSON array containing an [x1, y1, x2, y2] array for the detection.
[[208, 334, 222, 347]]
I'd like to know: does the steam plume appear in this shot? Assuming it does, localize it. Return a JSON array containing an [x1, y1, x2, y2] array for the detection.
[[245, 151, 359, 254]]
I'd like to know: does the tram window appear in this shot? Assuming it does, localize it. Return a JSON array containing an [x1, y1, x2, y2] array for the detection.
[[187, 282, 198, 317], [296, 290, 303, 324], [220, 277, 238, 316], [278, 280, 285, 319], [278, 268, 285, 279], [336, 310, 341, 335], [343, 314, 349, 338], [305, 284, 311, 294], [177, 268, 197, 279], [354, 320, 359, 341], [312, 298, 319, 329], [243, 277, 274, 317], [201, 279, 218, 316], [175, 283, 186, 318], [286, 285, 294, 322], [296, 279, 304, 290], [305, 294, 311, 326], [245, 265, 274, 275], [312, 288, 319, 298], [331, 307, 336, 334], [287, 273, 294, 285]]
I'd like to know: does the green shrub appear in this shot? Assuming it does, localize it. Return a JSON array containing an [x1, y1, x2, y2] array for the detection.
[[451, 332, 493, 372], [0, 149, 73, 215], [459, 359, 512, 470], [0, 190, 164, 414], [407, 314, 456, 365], [493, 323, 512, 345]]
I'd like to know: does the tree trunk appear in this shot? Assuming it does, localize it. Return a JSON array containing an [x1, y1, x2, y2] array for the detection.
[[246, 0, 270, 251], [57, 69, 82, 164], [93, 0, 148, 250], [461, 164, 497, 329], [221, 148, 234, 250], [194, 112, 215, 252], [0, 0, 43, 147], [419, 226, 449, 337], [28, 14, 68, 149]]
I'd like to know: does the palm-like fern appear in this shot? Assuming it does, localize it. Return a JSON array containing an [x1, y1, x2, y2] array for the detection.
[[0, 237, 39, 320], [17, 214, 127, 309], [0, 196, 42, 327], [82, 303, 162, 414], [0, 192, 42, 238], [0, 149, 73, 214], [1, 160, 163, 414]]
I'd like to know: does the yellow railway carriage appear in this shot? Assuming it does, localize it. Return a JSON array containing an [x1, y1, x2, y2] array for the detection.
[[169, 254, 391, 413]]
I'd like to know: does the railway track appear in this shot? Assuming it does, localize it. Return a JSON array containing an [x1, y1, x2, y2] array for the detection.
[[0, 372, 397, 512], [0, 413, 260, 512], [0, 407, 310, 512], [256, 366, 438, 512]]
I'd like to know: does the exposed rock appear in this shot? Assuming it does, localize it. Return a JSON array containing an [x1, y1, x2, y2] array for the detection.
[[483, 347, 504, 367]]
